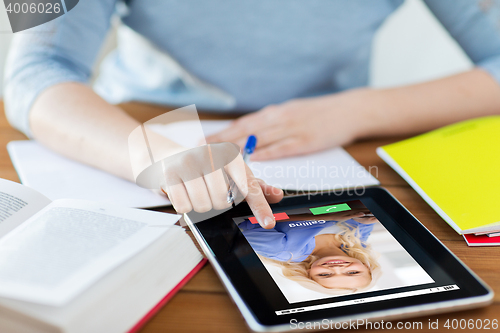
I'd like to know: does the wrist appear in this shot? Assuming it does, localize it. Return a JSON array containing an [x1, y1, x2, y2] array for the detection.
[[128, 129, 188, 183], [349, 87, 396, 140]]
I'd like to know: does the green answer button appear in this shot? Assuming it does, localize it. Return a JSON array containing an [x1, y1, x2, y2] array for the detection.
[[309, 203, 351, 215]]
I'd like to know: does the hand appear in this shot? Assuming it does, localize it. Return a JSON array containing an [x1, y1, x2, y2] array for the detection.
[[206, 89, 376, 160], [160, 143, 283, 229]]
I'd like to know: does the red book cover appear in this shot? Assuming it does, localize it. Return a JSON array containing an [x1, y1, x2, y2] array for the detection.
[[463, 234, 500, 247], [127, 258, 208, 333]]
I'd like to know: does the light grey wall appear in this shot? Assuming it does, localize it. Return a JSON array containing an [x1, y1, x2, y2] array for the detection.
[[371, 0, 472, 88], [0, 0, 474, 98]]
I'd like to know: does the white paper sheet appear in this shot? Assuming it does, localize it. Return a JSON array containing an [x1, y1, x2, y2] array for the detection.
[[7, 141, 171, 208], [149, 120, 380, 191], [7, 120, 378, 208]]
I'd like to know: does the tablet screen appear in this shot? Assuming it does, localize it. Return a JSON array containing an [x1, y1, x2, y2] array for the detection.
[[190, 188, 490, 326], [234, 199, 437, 306]]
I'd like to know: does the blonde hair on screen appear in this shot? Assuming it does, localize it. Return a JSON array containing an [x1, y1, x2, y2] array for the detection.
[[260, 222, 381, 295]]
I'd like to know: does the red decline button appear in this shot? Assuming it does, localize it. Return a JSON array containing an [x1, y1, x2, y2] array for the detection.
[[249, 212, 289, 224]]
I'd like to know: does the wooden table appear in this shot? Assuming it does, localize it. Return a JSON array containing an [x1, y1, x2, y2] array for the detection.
[[1, 101, 499, 333]]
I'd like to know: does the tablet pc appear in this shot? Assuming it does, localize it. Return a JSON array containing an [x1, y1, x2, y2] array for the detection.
[[185, 187, 493, 332]]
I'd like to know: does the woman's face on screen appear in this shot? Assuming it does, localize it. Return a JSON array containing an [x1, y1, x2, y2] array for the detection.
[[308, 255, 371, 289]]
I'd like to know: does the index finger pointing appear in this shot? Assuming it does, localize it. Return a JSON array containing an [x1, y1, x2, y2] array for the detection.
[[241, 165, 276, 229]]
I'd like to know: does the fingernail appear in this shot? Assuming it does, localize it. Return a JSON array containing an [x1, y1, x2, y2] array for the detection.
[[263, 216, 275, 228]]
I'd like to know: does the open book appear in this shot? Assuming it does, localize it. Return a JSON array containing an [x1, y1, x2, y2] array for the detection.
[[0, 178, 204, 333]]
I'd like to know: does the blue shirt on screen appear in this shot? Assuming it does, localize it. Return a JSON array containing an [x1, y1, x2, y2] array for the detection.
[[239, 219, 374, 262]]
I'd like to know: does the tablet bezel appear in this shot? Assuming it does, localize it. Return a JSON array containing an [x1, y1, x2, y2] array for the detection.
[[185, 187, 493, 332]]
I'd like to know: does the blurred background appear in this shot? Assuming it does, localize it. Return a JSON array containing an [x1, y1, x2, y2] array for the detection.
[[1, 0, 474, 99]]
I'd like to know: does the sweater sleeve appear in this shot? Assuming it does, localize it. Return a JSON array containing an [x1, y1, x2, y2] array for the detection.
[[3, 0, 118, 137], [423, 0, 500, 83]]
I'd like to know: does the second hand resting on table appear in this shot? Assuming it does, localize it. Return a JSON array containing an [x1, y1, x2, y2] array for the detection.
[[206, 70, 500, 161]]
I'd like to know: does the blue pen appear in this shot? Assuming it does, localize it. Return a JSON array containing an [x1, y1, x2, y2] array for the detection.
[[226, 135, 257, 204]]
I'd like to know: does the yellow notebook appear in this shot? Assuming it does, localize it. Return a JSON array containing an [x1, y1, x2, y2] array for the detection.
[[377, 116, 500, 234]]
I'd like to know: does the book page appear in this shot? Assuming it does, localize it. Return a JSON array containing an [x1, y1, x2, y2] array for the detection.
[[0, 199, 181, 306], [148, 120, 380, 191], [0, 179, 51, 239]]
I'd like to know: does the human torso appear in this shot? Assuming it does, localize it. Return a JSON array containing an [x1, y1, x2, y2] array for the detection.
[[97, 0, 403, 109]]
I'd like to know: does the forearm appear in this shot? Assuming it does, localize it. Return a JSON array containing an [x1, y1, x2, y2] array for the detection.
[[29, 82, 180, 182], [361, 68, 500, 138]]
